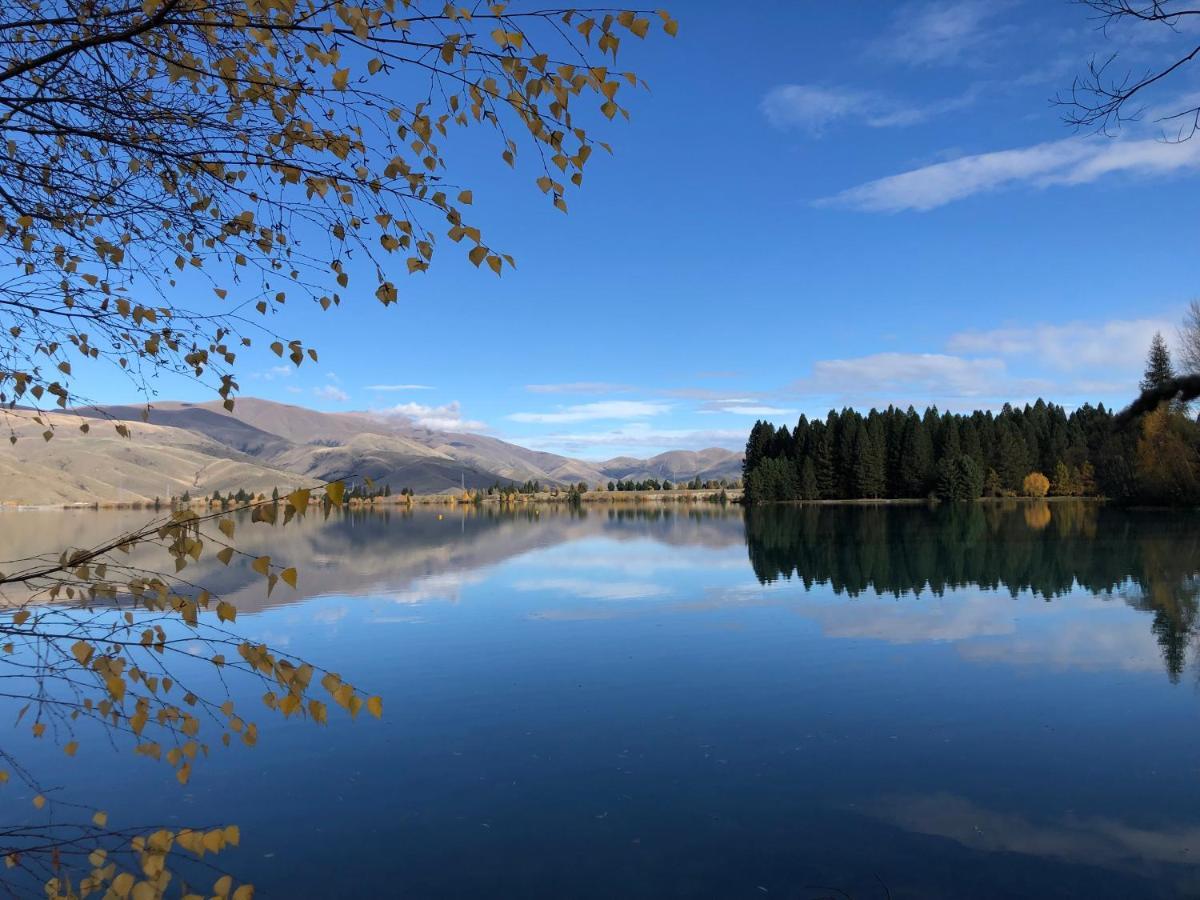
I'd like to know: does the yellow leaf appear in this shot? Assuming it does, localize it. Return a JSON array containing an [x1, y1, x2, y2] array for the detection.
[[367, 696, 383, 719], [458, 190, 473, 205], [64, 741, 78, 757], [214, 874, 233, 897], [32, 794, 44, 809], [326, 481, 345, 505], [332, 68, 349, 91], [233, 886, 254, 900], [71, 640, 93, 666], [251, 556, 271, 577], [281, 568, 298, 589], [93, 810, 108, 827], [219, 518, 235, 539]]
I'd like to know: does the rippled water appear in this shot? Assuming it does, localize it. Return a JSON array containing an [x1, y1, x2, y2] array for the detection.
[[5, 501, 1200, 898]]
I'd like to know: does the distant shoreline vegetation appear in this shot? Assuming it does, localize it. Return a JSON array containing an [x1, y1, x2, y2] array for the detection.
[[741, 397, 1199, 507]]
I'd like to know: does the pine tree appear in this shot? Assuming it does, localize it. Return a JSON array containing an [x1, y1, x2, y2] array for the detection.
[[853, 423, 886, 499], [799, 457, 819, 501], [995, 424, 1028, 491], [812, 426, 836, 499], [743, 421, 774, 486], [900, 414, 933, 496], [1141, 331, 1175, 393]]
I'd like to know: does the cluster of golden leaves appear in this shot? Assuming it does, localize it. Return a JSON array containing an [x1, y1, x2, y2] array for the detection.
[[30, 815, 253, 900], [0, 484, 378, 788], [0, 485, 378, 894], [0, 0, 675, 428]]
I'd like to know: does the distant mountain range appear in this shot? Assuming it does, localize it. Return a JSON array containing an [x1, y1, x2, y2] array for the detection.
[[0, 398, 743, 505]]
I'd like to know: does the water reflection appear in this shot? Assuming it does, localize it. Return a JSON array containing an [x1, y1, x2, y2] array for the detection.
[[4, 503, 1200, 896], [744, 501, 1200, 682]]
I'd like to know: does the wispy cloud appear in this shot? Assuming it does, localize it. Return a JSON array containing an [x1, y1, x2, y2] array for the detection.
[[875, 0, 1008, 66], [761, 83, 978, 134], [388, 401, 486, 432], [783, 352, 1053, 411], [948, 317, 1175, 372], [313, 384, 349, 402], [524, 382, 635, 395], [697, 399, 800, 417], [253, 365, 293, 381], [366, 383, 434, 391], [821, 135, 1200, 212], [508, 400, 671, 424], [509, 423, 746, 457]]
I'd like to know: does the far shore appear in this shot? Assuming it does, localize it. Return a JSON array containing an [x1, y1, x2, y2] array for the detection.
[[0, 488, 744, 512], [0, 491, 1122, 512]]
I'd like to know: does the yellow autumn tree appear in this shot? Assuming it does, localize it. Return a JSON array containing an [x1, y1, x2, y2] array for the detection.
[[0, 2, 677, 895], [1021, 471, 1050, 498]]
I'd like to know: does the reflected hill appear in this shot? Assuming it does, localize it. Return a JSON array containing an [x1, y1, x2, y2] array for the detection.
[[0, 505, 746, 615], [8, 501, 1200, 682], [744, 501, 1200, 681]]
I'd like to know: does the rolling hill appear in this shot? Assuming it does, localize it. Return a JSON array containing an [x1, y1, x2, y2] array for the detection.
[[0, 399, 743, 505]]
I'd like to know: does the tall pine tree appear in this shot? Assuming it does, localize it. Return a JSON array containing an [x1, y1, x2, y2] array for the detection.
[[1141, 332, 1175, 393]]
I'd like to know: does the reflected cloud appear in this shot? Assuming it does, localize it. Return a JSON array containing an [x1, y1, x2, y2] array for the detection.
[[797, 593, 1019, 643], [513, 577, 670, 602], [870, 792, 1200, 873]]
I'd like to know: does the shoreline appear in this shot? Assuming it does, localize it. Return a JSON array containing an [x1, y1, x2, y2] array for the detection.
[[0, 488, 744, 512]]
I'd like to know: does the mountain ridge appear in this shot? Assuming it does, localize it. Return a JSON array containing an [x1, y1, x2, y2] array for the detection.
[[0, 398, 743, 504]]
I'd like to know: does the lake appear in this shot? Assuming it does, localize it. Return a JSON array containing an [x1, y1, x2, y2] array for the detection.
[[4, 501, 1200, 898]]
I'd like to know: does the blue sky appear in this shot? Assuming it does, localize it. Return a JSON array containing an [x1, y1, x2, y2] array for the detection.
[[89, 1, 1200, 458]]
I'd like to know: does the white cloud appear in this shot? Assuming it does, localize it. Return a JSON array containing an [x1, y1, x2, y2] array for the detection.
[[876, 0, 1007, 66], [525, 382, 634, 394], [388, 400, 486, 432], [761, 83, 978, 134], [313, 384, 349, 402], [697, 400, 800, 417], [761, 84, 876, 134], [508, 400, 671, 424], [948, 317, 1175, 372], [285, 386, 303, 395], [822, 135, 1200, 212], [367, 383, 434, 391], [795, 352, 1022, 401], [256, 365, 292, 381], [509, 423, 746, 457]]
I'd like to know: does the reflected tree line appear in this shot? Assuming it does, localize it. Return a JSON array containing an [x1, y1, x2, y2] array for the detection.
[[744, 501, 1200, 682]]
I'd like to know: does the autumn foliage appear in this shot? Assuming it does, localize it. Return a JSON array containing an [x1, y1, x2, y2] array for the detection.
[[1022, 472, 1050, 498]]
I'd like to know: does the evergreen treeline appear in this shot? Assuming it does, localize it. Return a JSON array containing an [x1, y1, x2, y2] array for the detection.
[[743, 400, 1111, 504], [744, 331, 1200, 506]]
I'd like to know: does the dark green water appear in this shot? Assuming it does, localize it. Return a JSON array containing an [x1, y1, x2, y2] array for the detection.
[[4, 501, 1200, 898]]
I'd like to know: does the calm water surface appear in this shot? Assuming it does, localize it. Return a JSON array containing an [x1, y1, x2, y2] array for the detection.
[[5, 501, 1200, 898]]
